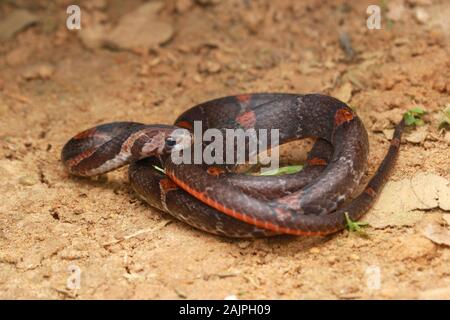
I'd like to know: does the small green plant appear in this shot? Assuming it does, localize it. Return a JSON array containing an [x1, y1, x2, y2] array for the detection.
[[403, 107, 426, 126], [345, 212, 369, 237], [386, 18, 395, 30], [259, 165, 303, 176], [380, 0, 395, 30], [438, 105, 450, 130]]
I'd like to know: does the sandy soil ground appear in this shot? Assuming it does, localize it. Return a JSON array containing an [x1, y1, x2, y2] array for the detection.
[[0, 0, 449, 299]]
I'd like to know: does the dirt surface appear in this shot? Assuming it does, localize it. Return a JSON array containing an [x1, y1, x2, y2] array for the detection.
[[1, 0, 449, 299]]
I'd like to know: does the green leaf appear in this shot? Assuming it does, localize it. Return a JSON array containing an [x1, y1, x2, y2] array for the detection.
[[386, 18, 395, 30], [403, 107, 426, 127], [438, 105, 450, 130], [409, 107, 425, 114], [345, 212, 369, 237], [152, 165, 166, 174], [404, 113, 416, 126], [259, 165, 303, 176], [445, 107, 450, 117]]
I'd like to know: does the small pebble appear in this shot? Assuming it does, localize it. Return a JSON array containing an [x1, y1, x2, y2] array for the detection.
[[193, 74, 203, 83], [21, 63, 55, 80], [105, 2, 174, 51], [383, 129, 395, 140], [19, 175, 37, 186], [414, 8, 429, 24], [238, 241, 251, 249], [406, 126, 428, 144], [327, 255, 337, 264], [350, 253, 360, 261], [309, 247, 320, 254], [198, 60, 221, 74]]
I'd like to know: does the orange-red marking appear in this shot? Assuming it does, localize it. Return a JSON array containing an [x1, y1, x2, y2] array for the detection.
[[237, 94, 251, 103], [73, 128, 97, 140], [334, 108, 354, 126], [166, 170, 331, 236], [364, 187, 377, 198], [175, 120, 193, 130], [236, 111, 256, 129], [207, 166, 226, 177], [65, 147, 97, 168], [159, 178, 178, 193], [307, 157, 328, 166], [390, 138, 400, 147]]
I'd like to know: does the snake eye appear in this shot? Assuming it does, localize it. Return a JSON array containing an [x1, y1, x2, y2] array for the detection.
[[165, 137, 177, 148]]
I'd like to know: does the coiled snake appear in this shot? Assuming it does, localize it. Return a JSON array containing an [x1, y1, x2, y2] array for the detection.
[[61, 94, 404, 237]]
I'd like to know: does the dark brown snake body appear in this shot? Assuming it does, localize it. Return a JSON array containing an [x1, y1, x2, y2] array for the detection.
[[61, 93, 404, 237]]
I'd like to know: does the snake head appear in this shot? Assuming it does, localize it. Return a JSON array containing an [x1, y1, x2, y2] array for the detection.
[[137, 126, 192, 157], [164, 128, 192, 153], [164, 128, 192, 152]]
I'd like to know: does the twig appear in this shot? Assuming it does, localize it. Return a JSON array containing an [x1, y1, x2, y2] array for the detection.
[[102, 220, 171, 247]]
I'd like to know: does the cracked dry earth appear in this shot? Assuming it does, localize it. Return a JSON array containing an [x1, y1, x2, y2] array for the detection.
[[0, 0, 450, 299]]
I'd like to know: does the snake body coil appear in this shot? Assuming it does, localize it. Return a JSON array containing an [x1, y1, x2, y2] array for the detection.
[[62, 94, 404, 237]]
